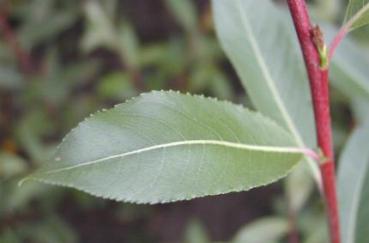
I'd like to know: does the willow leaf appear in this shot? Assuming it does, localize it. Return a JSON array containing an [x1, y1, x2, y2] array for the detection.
[[23, 91, 305, 204], [213, 0, 319, 178], [344, 0, 369, 31], [338, 121, 369, 243]]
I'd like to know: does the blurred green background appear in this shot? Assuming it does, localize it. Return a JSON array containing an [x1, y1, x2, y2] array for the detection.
[[0, 0, 365, 242]]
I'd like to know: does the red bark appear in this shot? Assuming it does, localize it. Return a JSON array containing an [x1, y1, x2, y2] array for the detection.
[[286, 1, 340, 243]]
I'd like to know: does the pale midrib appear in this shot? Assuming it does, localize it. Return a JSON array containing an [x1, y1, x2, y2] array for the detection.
[[42, 140, 308, 174], [345, 2, 369, 29], [235, 0, 320, 180], [235, 0, 303, 147]]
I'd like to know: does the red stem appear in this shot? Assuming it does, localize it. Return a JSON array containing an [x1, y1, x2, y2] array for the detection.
[[288, 209, 300, 243], [286, 1, 340, 243], [329, 26, 348, 59]]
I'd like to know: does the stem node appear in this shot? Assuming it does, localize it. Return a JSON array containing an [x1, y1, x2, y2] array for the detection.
[[287, 1, 341, 243]]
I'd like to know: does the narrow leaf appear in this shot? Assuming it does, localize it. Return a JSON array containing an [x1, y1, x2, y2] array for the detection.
[[213, 0, 319, 179], [344, 0, 369, 31], [23, 91, 305, 204], [338, 121, 369, 243], [326, 25, 369, 100]]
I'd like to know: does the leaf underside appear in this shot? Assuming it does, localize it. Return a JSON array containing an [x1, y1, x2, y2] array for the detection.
[[338, 121, 369, 243], [323, 24, 369, 101], [213, 0, 315, 148], [25, 91, 303, 204], [344, 0, 369, 30], [212, 0, 320, 194]]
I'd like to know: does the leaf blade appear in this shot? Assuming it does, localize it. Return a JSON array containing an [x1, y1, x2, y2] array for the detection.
[[213, 0, 315, 146], [25, 91, 304, 204], [338, 121, 369, 243], [212, 0, 319, 179], [344, 0, 369, 31]]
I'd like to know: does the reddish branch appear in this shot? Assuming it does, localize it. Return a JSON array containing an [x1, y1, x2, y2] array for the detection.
[[329, 26, 348, 59], [288, 209, 300, 243], [286, 1, 340, 243], [0, 9, 33, 74]]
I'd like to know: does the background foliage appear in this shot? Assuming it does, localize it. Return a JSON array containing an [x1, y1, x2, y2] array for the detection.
[[0, 0, 366, 242]]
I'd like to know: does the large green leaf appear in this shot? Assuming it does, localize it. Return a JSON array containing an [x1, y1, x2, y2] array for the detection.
[[23, 91, 305, 204], [344, 0, 369, 31], [213, 0, 319, 178], [165, 0, 197, 32], [338, 121, 369, 243]]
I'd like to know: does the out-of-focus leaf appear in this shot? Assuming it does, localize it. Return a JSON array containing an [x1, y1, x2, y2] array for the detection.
[[0, 181, 54, 214], [0, 65, 25, 90], [0, 42, 14, 60], [117, 23, 140, 68], [81, 0, 116, 52], [16, 110, 55, 163], [338, 120, 369, 243], [208, 68, 233, 100], [232, 217, 289, 243], [0, 152, 27, 180], [327, 85, 351, 150], [351, 97, 369, 124], [286, 162, 314, 213], [0, 228, 21, 243], [17, 0, 77, 48], [61, 96, 100, 132], [213, 0, 319, 181], [26, 50, 70, 106], [97, 72, 137, 99], [20, 14, 77, 48], [299, 206, 328, 243], [99, 0, 119, 18], [304, 220, 328, 243], [191, 64, 232, 99], [184, 219, 210, 243], [191, 35, 224, 64], [344, 0, 369, 31], [25, 50, 98, 107], [141, 39, 186, 74], [24, 91, 305, 204], [63, 60, 101, 86], [140, 44, 170, 66], [165, 0, 198, 32], [17, 216, 78, 243], [82, 2, 140, 68], [313, 0, 340, 21]]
